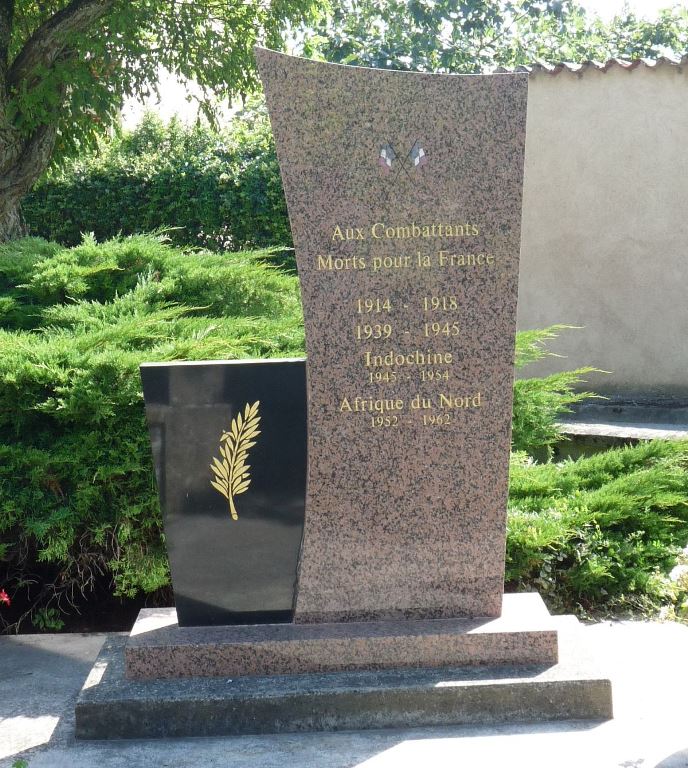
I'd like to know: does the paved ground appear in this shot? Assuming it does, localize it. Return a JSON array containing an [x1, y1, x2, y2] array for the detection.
[[0, 621, 686, 768]]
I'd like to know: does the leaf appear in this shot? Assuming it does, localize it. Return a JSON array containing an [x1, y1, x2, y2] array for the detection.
[[233, 480, 251, 496], [211, 456, 229, 480], [211, 480, 230, 500], [210, 400, 261, 519]]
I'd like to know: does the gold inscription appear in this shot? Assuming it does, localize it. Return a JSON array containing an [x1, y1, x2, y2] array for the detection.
[[423, 296, 458, 311], [340, 397, 405, 413], [332, 225, 366, 241], [316, 251, 495, 271], [419, 369, 449, 382], [372, 254, 412, 272], [437, 250, 494, 267], [364, 349, 453, 368], [331, 222, 480, 240], [357, 297, 392, 313], [369, 370, 398, 383], [370, 222, 480, 239], [317, 254, 366, 270], [356, 323, 393, 340], [370, 415, 399, 428], [320, 220, 496, 428], [438, 392, 483, 409], [424, 321, 460, 337], [423, 413, 452, 426]]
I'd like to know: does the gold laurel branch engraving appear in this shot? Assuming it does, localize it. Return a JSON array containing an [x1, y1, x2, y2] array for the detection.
[[210, 400, 261, 520]]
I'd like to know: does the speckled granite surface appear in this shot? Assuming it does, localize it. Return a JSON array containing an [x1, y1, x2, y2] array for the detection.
[[125, 593, 557, 680], [77, 614, 612, 739], [256, 49, 528, 623]]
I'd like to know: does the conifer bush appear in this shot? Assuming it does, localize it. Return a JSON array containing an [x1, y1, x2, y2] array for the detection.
[[512, 325, 596, 457], [507, 442, 688, 615], [0, 234, 303, 631], [0, 233, 686, 630]]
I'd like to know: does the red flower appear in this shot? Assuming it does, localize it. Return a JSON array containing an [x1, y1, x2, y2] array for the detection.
[[0, 589, 10, 607]]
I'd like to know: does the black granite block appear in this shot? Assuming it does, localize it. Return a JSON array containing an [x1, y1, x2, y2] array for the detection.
[[140, 359, 307, 626]]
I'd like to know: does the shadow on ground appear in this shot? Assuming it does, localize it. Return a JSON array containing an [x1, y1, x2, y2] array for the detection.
[[655, 749, 688, 768]]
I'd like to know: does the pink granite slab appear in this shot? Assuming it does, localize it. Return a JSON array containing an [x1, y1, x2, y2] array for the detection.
[[125, 593, 557, 680], [256, 49, 528, 623]]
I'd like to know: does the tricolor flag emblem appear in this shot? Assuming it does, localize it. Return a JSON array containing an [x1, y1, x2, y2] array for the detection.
[[410, 141, 427, 168], [378, 139, 427, 180], [378, 143, 396, 174]]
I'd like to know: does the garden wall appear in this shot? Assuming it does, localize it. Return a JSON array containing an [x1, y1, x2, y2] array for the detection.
[[517, 61, 688, 399]]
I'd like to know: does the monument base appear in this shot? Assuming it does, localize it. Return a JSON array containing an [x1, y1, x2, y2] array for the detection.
[[75, 594, 613, 739], [125, 593, 559, 679]]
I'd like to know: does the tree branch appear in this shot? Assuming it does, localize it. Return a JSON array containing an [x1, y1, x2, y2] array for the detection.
[[8, 0, 115, 89], [473, 8, 531, 63]]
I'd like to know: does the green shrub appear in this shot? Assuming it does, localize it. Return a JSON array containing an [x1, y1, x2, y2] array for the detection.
[[507, 442, 688, 615], [1, 235, 686, 629], [23, 103, 291, 252], [512, 326, 597, 457], [0, 234, 303, 631]]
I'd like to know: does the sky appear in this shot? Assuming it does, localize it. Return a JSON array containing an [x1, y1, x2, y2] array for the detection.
[[120, 0, 681, 128]]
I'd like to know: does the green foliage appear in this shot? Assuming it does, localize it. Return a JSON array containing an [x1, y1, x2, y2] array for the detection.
[[507, 442, 688, 616], [4, 0, 319, 164], [302, 0, 688, 72], [24, 107, 291, 252], [1, 235, 686, 628], [31, 607, 64, 631], [0, 233, 303, 631], [512, 325, 598, 457]]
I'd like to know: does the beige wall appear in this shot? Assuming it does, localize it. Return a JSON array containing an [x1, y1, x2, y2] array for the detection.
[[517, 65, 688, 397]]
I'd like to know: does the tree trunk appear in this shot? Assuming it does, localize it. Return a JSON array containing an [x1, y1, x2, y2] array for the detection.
[[0, 195, 29, 242], [0, 122, 57, 243], [0, 2, 118, 245]]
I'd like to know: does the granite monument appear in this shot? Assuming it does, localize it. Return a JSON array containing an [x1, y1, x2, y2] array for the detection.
[[256, 48, 526, 624], [75, 51, 613, 738]]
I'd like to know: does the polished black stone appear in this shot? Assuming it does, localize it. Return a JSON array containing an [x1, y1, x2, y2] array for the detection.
[[140, 359, 307, 626]]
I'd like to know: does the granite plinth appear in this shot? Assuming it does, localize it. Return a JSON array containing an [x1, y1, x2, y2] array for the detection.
[[75, 614, 612, 740], [256, 50, 529, 623], [126, 594, 557, 680]]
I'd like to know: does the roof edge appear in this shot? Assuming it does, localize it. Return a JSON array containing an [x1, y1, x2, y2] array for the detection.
[[494, 55, 688, 75]]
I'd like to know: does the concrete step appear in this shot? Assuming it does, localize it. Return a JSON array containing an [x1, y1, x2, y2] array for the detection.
[[75, 615, 612, 739]]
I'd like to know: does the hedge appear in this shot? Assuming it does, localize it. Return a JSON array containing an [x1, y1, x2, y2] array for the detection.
[[24, 102, 291, 252]]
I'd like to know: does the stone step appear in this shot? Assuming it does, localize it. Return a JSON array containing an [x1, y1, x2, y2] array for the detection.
[[125, 593, 559, 680], [75, 614, 612, 739]]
